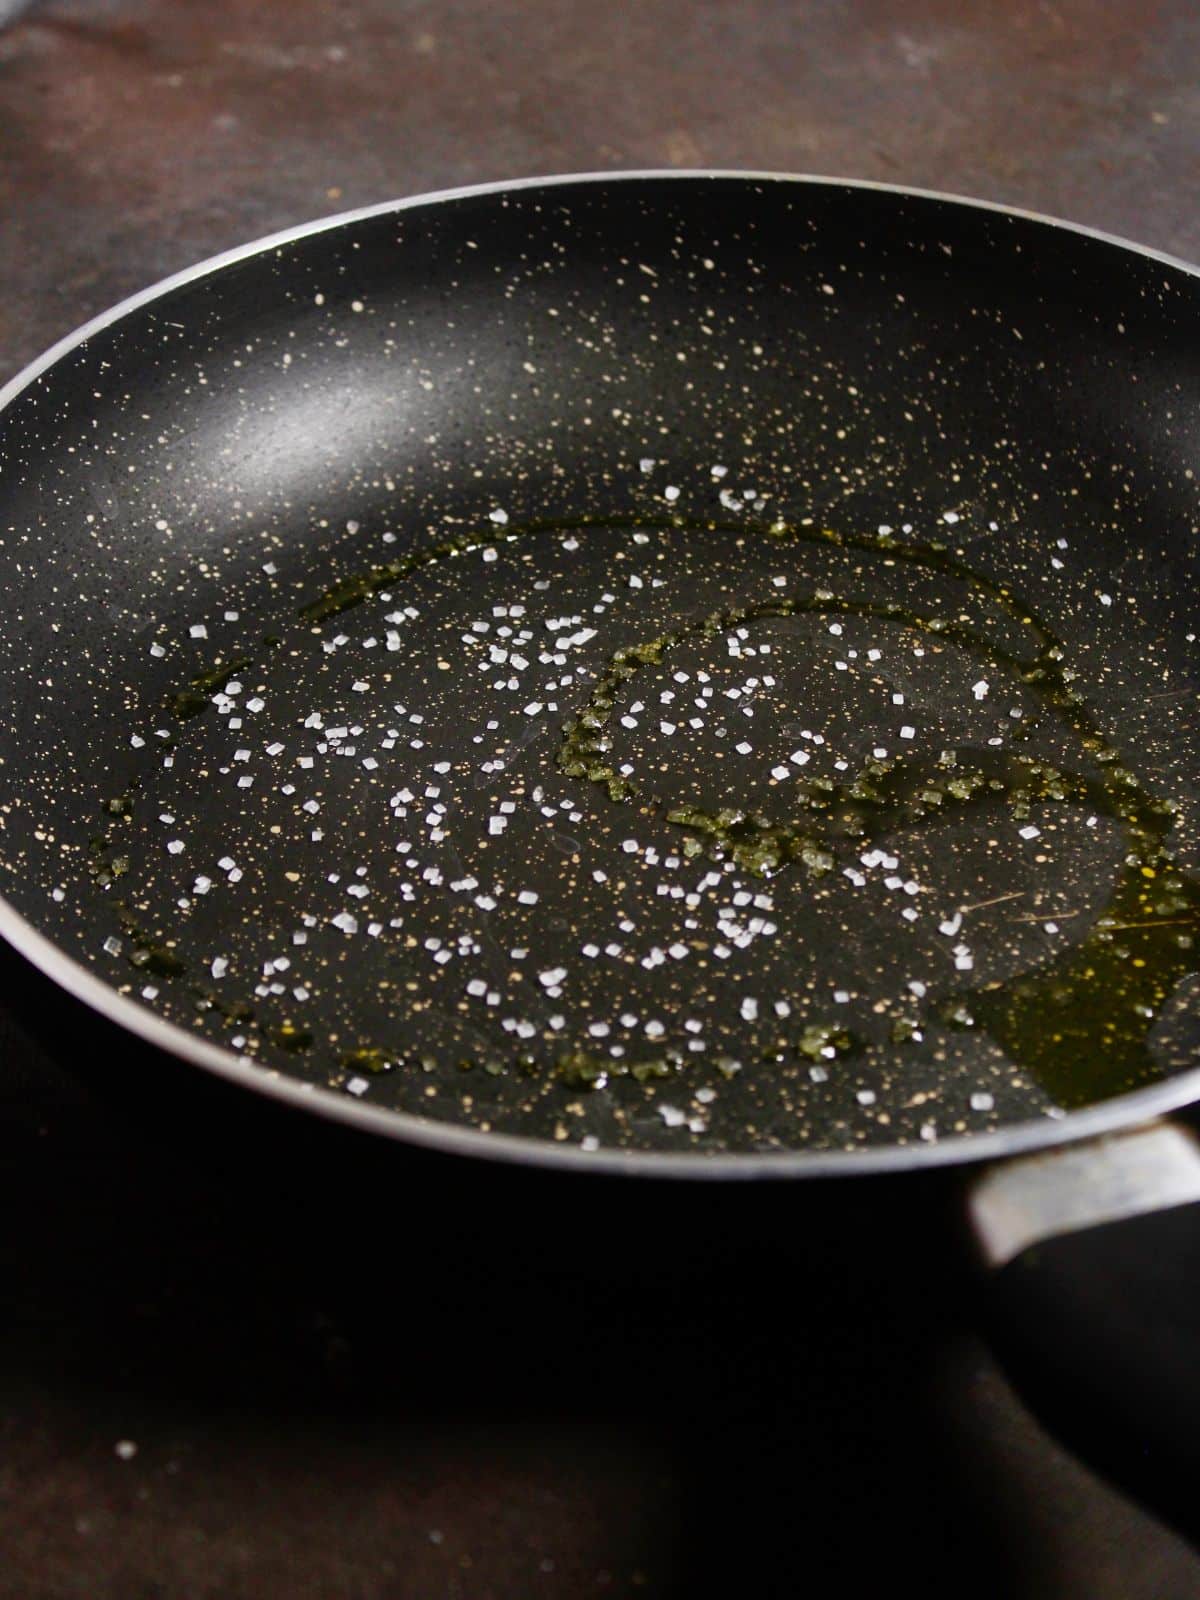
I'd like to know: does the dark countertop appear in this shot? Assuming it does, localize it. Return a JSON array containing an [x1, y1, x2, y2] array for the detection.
[[2, 2, 1200, 1595]]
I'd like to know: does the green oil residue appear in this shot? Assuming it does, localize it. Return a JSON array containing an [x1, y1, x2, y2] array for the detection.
[[553, 1047, 684, 1088], [109, 510, 1200, 1115], [539, 514, 1200, 1108], [169, 655, 253, 720], [967, 840, 1200, 1106], [341, 1047, 397, 1075], [794, 1024, 857, 1063], [556, 593, 1083, 877], [272, 1022, 315, 1053], [114, 904, 255, 1020]]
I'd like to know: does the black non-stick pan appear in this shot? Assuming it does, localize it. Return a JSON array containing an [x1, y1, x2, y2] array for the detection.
[[2, 173, 1199, 1526]]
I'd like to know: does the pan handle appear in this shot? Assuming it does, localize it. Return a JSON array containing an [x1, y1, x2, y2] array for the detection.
[[968, 1120, 1200, 1539]]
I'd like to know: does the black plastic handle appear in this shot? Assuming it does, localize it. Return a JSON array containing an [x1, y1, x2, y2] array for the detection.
[[983, 1194, 1200, 1541]]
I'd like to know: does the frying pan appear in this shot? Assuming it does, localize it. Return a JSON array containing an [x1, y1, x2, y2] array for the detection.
[[2, 172, 1200, 1527]]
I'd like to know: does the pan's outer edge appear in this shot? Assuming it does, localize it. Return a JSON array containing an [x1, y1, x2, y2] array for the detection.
[[2, 168, 1199, 1180]]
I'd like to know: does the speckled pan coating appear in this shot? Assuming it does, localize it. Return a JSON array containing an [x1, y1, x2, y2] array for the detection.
[[0, 173, 1197, 1174]]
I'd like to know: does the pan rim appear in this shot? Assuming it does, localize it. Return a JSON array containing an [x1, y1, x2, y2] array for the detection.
[[2, 166, 1198, 1179]]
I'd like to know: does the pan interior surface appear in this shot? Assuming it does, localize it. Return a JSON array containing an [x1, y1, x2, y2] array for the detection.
[[1, 175, 1198, 1159]]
